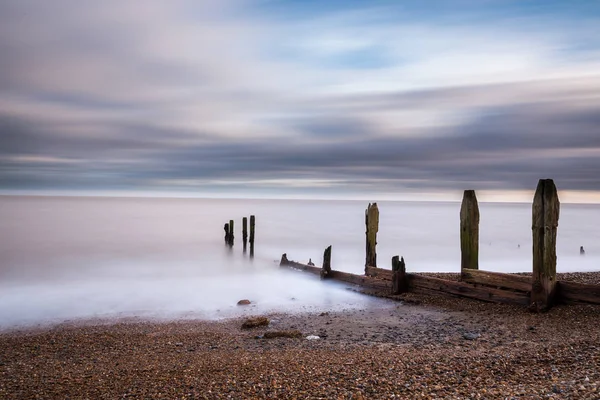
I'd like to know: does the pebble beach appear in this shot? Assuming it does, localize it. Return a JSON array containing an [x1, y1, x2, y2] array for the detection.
[[2, 276, 600, 399]]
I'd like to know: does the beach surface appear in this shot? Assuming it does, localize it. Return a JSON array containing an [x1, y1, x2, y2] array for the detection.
[[1, 291, 599, 399]]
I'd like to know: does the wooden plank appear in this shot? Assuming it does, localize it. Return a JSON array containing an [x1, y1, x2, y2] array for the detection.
[[557, 281, 600, 305], [531, 179, 560, 311], [285, 261, 322, 275], [460, 190, 480, 270], [280, 256, 390, 291], [365, 266, 393, 281], [328, 270, 391, 291], [461, 269, 531, 293], [279, 254, 321, 275], [407, 274, 529, 306]]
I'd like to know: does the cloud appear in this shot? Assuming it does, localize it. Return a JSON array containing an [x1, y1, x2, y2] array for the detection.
[[0, 0, 599, 198]]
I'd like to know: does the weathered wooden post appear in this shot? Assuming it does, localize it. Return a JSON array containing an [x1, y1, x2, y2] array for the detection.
[[224, 223, 230, 244], [279, 253, 289, 266], [365, 203, 379, 272], [242, 217, 248, 252], [392, 256, 407, 294], [249, 215, 255, 257], [460, 190, 480, 274], [228, 219, 234, 247], [531, 179, 560, 311], [320, 245, 332, 280]]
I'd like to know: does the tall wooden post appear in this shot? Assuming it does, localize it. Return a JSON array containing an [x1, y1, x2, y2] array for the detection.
[[531, 179, 560, 311], [224, 223, 230, 244], [460, 190, 480, 273], [242, 217, 248, 252], [392, 256, 407, 294], [320, 245, 332, 280], [365, 203, 379, 272], [229, 219, 234, 247], [249, 215, 255, 257]]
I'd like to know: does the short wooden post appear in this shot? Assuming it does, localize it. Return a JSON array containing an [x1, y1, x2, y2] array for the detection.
[[242, 217, 248, 252], [365, 203, 379, 272], [320, 245, 332, 279], [531, 179, 560, 311], [224, 223, 230, 244], [392, 256, 407, 294], [279, 253, 289, 266], [249, 215, 255, 257], [228, 219, 234, 246], [460, 190, 480, 273]]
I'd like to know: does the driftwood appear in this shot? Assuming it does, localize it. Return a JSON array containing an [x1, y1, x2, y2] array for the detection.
[[460, 190, 479, 271], [365, 203, 379, 271], [531, 179, 559, 311]]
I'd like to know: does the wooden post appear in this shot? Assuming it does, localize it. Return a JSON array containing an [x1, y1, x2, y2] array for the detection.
[[320, 245, 332, 279], [365, 203, 379, 272], [242, 217, 248, 252], [392, 256, 407, 294], [279, 253, 289, 266], [224, 223, 230, 244], [249, 215, 255, 257], [460, 190, 480, 273], [229, 219, 234, 246], [531, 179, 560, 311]]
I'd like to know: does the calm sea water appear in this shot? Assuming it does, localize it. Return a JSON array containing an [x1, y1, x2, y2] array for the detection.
[[0, 196, 598, 328]]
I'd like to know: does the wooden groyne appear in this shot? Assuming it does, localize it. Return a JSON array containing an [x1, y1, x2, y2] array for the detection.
[[280, 179, 600, 310], [223, 214, 256, 257]]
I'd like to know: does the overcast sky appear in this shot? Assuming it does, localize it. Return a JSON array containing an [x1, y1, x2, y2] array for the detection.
[[1, 0, 599, 201]]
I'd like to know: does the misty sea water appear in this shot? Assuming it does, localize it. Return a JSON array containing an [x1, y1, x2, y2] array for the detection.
[[0, 195, 598, 329]]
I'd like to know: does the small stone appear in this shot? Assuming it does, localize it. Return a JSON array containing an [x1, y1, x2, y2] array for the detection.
[[237, 299, 251, 306], [241, 317, 269, 329], [306, 335, 320, 340], [463, 332, 480, 340]]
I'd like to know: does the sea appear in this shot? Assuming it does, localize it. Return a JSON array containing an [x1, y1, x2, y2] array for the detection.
[[0, 195, 598, 329]]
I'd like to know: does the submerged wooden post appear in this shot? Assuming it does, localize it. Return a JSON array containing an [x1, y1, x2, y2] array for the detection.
[[460, 190, 480, 273], [229, 219, 234, 246], [320, 245, 332, 279], [365, 203, 379, 272], [249, 215, 255, 257], [224, 223, 230, 244], [531, 179, 560, 311], [392, 256, 407, 294], [242, 217, 248, 252]]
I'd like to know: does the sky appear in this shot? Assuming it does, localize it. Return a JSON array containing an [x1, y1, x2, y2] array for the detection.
[[1, 0, 600, 202]]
